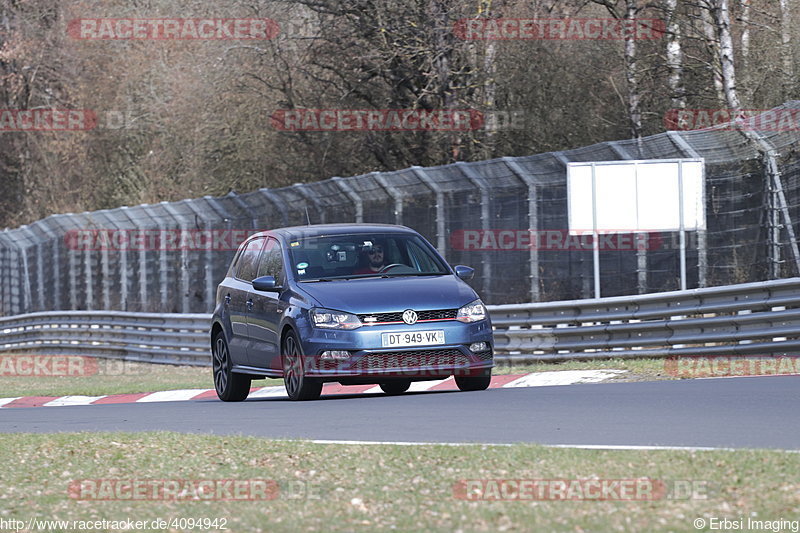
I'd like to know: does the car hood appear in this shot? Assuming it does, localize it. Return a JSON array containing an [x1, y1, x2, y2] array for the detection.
[[295, 275, 478, 314]]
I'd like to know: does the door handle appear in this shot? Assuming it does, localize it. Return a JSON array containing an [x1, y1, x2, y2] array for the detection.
[[246, 299, 254, 310], [224, 294, 231, 305]]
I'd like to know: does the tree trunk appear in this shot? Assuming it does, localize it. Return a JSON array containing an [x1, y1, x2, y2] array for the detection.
[[480, 0, 497, 159], [624, 0, 642, 141], [701, 6, 726, 104], [739, 0, 750, 90], [664, 0, 686, 110], [779, 0, 793, 96], [428, 0, 460, 160], [711, 0, 741, 112]]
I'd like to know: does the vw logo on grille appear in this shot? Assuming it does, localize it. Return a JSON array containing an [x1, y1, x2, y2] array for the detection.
[[402, 309, 418, 325]]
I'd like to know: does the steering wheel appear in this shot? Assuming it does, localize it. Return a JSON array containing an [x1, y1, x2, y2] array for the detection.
[[379, 263, 406, 273]]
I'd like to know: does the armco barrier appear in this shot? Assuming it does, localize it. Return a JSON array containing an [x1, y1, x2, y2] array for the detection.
[[1, 278, 798, 365], [0, 311, 211, 366], [491, 277, 800, 363]]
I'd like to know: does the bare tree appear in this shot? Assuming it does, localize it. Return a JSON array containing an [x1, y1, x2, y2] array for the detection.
[[696, 0, 741, 111], [737, 0, 750, 92], [700, 5, 726, 104], [591, 0, 643, 140], [779, 0, 793, 96], [739, 0, 750, 61], [4, 0, 798, 229], [711, 0, 741, 112], [478, 0, 498, 159], [664, 0, 686, 110]]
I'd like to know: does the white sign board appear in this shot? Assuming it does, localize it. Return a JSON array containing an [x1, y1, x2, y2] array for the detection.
[[567, 159, 705, 234]]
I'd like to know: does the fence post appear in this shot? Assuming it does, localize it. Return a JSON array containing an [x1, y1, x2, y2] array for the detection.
[[331, 177, 363, 223], [161, 201, 190, 313], [292, 184, 324, 225], [456, 162, 492, 298], [372, 172, 404, 226], [607, 141, 650, 294], [0, 232, 20, 315], [184, 199, 218, 313], [141, 205, 169, 312], [503, 157, 540, 302], [668, 131, 707, 287], [737, 128, 800, 277], [256, 189, 289, 228], [204, 196, 239, 311], [51, 227, 62, 311], [411, 167, 447, 262]]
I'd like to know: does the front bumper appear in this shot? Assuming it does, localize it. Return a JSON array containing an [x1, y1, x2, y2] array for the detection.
[[298, 318, 494, 380]]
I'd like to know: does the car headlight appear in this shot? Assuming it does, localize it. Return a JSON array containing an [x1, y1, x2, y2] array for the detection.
[[310, 308, 363, 330], [456, 299, 487, 323]]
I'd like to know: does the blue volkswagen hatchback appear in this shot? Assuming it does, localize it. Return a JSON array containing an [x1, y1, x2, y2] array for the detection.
[[211, 224, 494, 401]]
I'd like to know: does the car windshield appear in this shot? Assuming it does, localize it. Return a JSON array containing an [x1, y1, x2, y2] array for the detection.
[[287, 232, 449, 281]]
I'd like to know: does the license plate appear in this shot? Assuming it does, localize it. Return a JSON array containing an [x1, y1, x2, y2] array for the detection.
[[381, 330, 445, 348]]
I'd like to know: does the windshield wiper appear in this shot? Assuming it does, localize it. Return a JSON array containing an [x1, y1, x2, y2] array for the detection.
[[381, 272, 446, 277]]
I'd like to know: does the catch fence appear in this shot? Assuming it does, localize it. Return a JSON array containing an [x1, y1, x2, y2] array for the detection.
[[2, 102, 800, 314]]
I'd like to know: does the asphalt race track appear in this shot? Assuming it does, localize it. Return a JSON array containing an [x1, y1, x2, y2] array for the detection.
[[2, 376, 798, 449]]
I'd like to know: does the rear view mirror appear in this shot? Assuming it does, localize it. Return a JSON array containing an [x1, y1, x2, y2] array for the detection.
[[252, 275, 279, 292], [454, 265, 474, 280]]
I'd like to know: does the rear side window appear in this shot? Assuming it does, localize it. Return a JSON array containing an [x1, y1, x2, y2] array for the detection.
[[236, 238, 265, 281]]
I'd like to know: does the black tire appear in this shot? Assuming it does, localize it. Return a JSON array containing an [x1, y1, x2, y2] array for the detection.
[[455, 373, 491, 392], [282, 330, 323, 401], [379, 380, 411, 395], [213, 331, 251, 402]]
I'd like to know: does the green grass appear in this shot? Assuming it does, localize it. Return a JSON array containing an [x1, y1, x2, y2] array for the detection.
[[0, 358, 282, 398], [0, 356, 676, 398], [0, 433, 797, 532], [492, 357, 672, 381]]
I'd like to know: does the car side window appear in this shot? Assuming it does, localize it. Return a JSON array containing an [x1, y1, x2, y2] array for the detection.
[[407, 240, 435, 271], [256, 238, 285, 285], [236, 238, 265, 282]]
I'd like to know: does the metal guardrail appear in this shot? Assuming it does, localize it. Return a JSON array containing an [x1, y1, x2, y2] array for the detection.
[[490, 277, 800, 363], [0, 311, 211, 366], [1, 278, 799, 365]]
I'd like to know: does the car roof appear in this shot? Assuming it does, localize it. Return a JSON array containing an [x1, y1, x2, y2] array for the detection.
[[249, 223, 418, 240]]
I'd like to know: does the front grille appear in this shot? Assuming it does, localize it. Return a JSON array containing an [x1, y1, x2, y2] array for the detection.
[[358, 309, 458, 323], [314, 359, 345, 371], [352, 349, 470, 371], [475, 350, 493, 361]]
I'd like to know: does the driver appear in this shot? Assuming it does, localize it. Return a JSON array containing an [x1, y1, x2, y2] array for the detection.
[[354, 243, 386, 274]]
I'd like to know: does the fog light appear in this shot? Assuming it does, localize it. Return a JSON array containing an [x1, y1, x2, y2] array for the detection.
[[320, 350, 350, 360], [469, 342, 488, 353]]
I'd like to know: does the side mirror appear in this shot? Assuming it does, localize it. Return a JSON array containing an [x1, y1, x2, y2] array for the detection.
[[252, 275, 279, 292], [453, 265, 474, 281]]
